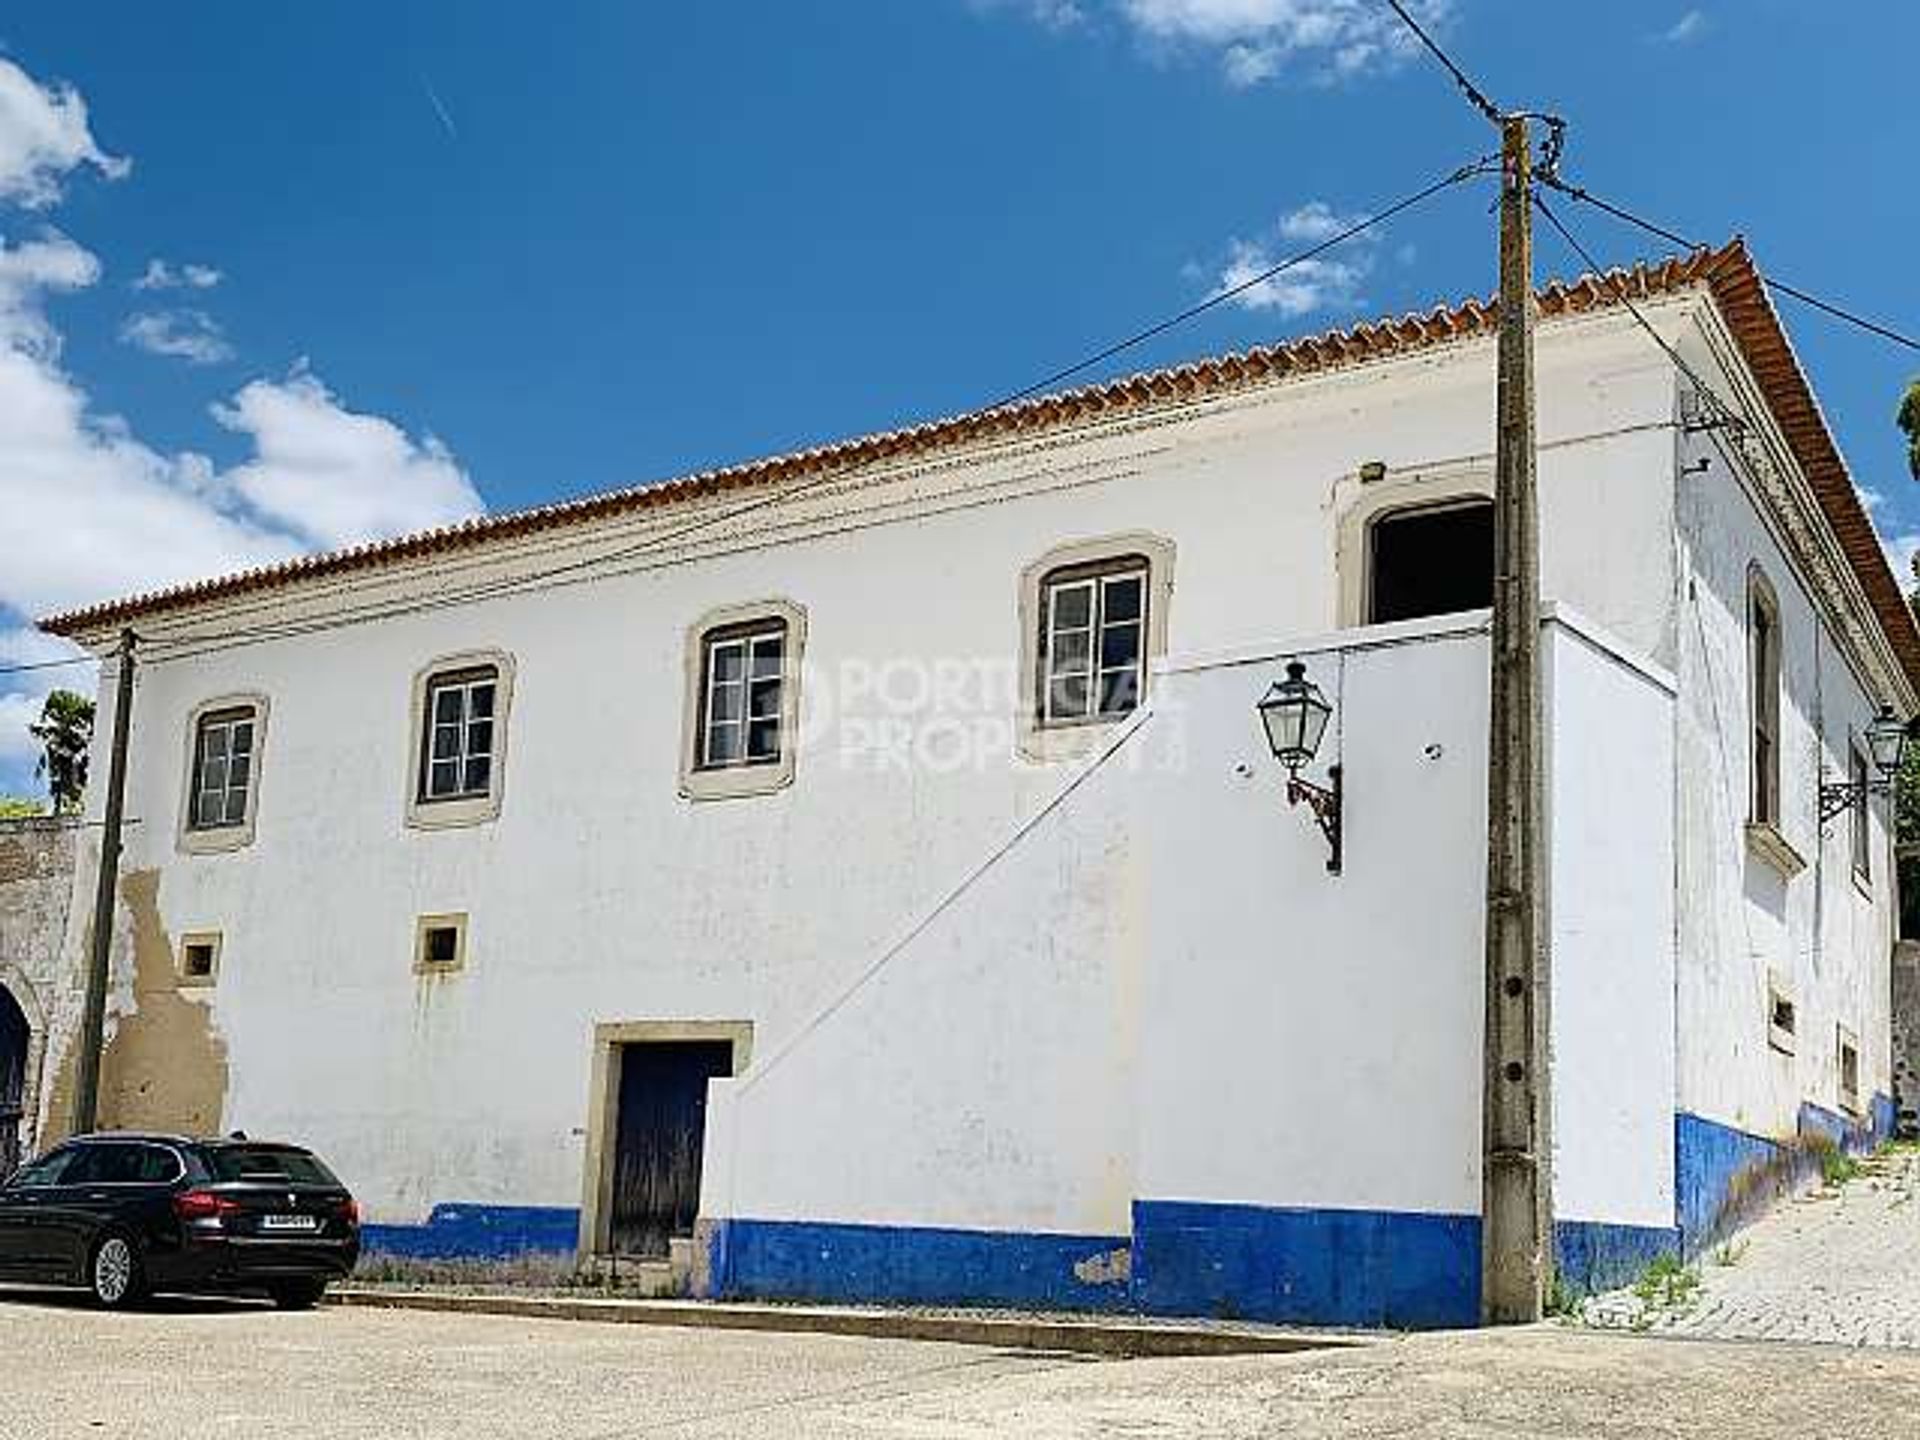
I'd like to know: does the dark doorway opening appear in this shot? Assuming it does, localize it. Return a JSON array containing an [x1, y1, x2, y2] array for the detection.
[[609, 1041, 733, 1258], [1368, 499, 1496, 625], [0, 985, 28, 1179]]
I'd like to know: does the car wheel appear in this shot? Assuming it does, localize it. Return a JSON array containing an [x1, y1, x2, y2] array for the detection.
[[269, 1278, 329, 1311], [89, 1233, 147, 1310]]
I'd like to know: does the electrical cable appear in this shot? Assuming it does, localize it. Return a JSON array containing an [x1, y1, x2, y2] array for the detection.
[[1380, 0, 1504, 125], [78, 157, 1494, 668]]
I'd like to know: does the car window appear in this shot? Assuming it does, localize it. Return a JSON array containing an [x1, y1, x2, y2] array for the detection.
[[127, 1145, 182, 1183], [7, 1148, 78, 1188], [207, 1146, 339, 1186]]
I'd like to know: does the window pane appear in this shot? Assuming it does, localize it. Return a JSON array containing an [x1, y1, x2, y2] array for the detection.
[[1099, 668, 1141, 716], [433, 687, 462, 723], [229, 721, 253, 757], [201, 725, 230, 762], [228, 752, 251, 788], [1050, 629, 1091, 674], [1099, 621, 1141, 671], [463, 755, 491, 794], [468, 682, 495, 720], [1050, 581, 1093, 629], [711, 641, 746, 686], [195, 789, 223, 829], [1102, 575, 1143, 623], [747, 718, 781, 761], [1049, 675, 1090, 721], [706, 721, 743, 765], [751, 634, 784, 678], [748, 677, 782, 720], [429, 759, 460, 796], [466, 719, 493, 759], [711, 682, 744, 723], [432, 723, 462, 760]]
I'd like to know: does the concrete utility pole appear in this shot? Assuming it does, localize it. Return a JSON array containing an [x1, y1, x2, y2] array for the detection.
[[1480, 113, 1551, 1324], [72, 627, 136, 1137]]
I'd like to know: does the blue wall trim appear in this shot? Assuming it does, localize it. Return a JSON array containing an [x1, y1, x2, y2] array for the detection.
[[361, 1203, 580, 1260], [1130, 1199, 1479, 1330], [1553, 1218, 1676, 1295], [707, 1217, 1133, 1312]]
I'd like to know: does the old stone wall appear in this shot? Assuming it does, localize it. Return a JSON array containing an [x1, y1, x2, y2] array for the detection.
[[0, 818, 84, 1163], [1891, 940, 1920, 1138]]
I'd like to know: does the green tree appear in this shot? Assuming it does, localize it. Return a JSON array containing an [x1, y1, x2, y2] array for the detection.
[[1901, 377, 1920, 482], [28, 689, 94, 814]]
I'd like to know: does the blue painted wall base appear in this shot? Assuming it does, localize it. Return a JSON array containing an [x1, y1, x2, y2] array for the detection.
[[361, 1203, 581, 1260]]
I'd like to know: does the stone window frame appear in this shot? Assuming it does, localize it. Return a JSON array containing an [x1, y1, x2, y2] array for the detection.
[[413, 912, 469, 975], [1837, 1023, 1862, 1116], [678, 599, 807, 803], [176, 930, 222, 989], [1767, 973, 1798, 1056], [1016, 533, 1175, 764], [405, 649, 516, 830], [176, 693, 270, 856], [1335, 466, 1493, 629]]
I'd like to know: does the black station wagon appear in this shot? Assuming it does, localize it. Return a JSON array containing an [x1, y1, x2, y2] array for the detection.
[[0, 1133, 359, 1309]]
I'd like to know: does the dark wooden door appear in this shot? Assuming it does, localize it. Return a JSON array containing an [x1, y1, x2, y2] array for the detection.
[[0, 985, 26, 1180], [609, 1041, 732, 1258]]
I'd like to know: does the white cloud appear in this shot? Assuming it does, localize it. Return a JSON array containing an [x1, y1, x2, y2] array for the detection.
[[1009, 0, 1452, 84], [213, 369, 481, 550], [1882, 532, 1920, 592], [133, 258, 221, 291], [1658, 9, 1708, 43], [1203, 199, 1377, 316], [0, 58, 128, 207], [120, 308, 234, 365]]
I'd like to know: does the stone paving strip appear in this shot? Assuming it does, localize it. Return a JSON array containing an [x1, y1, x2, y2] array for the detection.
[[329, 1285, 1370, 1358], [1581, 1143, 1920, 1346]]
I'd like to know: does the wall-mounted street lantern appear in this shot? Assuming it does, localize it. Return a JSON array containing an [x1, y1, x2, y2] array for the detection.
[[1817, 705, 1912, 826], [1257, 659, 1342, 875]]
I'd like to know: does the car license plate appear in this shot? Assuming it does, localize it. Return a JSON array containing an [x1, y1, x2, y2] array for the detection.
[[260, 1214, 319, 1232]]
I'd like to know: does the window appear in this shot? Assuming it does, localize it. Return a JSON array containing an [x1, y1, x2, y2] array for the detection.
[[414, 913, 468, 974], [698, 621, 788, 770], [189, 708, 255, 829], [406, 651, 514, 829], [1850, 745, 1872, 881], [1367, 500, 1495, 624], [208, 1146, 340, 1185], [679, 600, 807, 802], [1016, 534, 1175, 763], [179, 694, 268, 854], [1768, 976, 1797, 1055], [8, 1145, 79, 1188], [1838, 1028, 1862, 1114], [1749, 571, 1782, 828], [177, 931, 221, 987], [420, 667, 498, 802], [1039, 559, 1148, 727]]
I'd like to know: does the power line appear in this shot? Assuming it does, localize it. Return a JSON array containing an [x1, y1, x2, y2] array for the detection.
[[1380, 0, 1504, 125], [0, 655, 96, 678], [1540, 174, 1920, 353], [122, 157, 1493, 667], [1530, 191, 1747, 430]]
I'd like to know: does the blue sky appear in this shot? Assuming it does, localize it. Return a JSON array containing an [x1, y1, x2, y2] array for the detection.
[[1, 1, 1916, 796]]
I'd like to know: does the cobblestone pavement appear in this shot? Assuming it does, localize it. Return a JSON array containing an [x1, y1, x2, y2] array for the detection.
[[1582, 1144, 1920, 1346], [4, 1291, 1920, 1438]]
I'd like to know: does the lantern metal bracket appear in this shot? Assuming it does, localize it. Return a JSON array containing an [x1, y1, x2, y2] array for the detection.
[[1818, 777, 1889, 828], [1287, 764, 1342, 875]]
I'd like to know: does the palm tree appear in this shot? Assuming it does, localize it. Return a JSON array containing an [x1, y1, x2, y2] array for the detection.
[[28, 689, 94, 814]]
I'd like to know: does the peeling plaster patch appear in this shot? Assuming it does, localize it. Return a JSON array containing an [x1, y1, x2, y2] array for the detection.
[[1073, 1244, 1132, 1286], [100, 869, 229, 1134]]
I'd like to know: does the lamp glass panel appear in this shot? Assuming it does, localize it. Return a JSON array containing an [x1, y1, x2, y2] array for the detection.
[[1867, 714, 1906, 774]]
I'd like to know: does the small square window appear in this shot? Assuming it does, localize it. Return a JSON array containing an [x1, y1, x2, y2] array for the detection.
[[1768, 978, 1797, 1055], [414, 913, 468, 974], [177, 931, 222, 987]]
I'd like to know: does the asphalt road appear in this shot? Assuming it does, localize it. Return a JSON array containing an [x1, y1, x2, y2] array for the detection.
[[6, 1290, 1920, 1438]]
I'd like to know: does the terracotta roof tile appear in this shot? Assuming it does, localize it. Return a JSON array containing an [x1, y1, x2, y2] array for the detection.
[[38, 240, 1920, 687]]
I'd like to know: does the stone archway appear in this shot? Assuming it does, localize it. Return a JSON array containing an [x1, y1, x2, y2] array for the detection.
[[0, 981, 28, 1175]]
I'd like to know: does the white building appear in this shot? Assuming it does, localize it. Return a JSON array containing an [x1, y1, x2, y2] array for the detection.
[[19, 240, 1913, 1327]]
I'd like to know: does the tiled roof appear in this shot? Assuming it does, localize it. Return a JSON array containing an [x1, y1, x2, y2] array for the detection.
[[39, 240, 1920, 686]]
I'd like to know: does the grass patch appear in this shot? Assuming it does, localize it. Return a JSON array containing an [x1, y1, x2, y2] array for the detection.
[[1628, 1255, 1700, 1328]]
